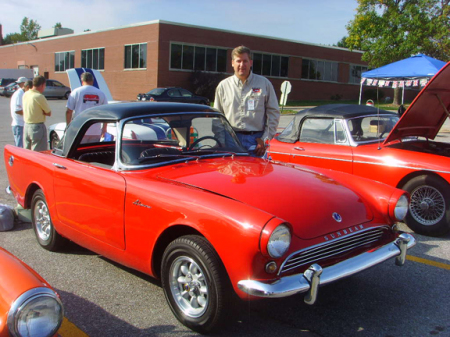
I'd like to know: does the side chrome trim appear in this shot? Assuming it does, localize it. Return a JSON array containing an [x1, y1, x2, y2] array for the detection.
[[237, 233, 415, 303], [5, 186, 12, 195]]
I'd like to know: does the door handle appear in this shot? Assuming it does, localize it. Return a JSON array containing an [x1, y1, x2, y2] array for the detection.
[[294, 147, 305, 151], [53, 163, 67, 170]]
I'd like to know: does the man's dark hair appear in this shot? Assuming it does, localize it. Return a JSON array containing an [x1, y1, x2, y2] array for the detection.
[[24, 80, 33, 89], [33, 75, 46, 88], [81, 72, 94, 83]]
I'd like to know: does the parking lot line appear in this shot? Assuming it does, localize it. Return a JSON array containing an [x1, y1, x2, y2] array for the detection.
[[407, 255, 450, 270], [58, 317, 89, 337]]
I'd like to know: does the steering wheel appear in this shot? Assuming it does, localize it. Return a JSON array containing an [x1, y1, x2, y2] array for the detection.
[[188, 136, 222, 150]]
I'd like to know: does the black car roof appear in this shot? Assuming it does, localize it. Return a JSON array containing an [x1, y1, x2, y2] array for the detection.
[[62, 102, 219, 155], [276, 104, 398, 143]]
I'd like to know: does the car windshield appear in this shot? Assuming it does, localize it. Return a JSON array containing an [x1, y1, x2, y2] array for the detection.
[[147, 88, 165, 96], [347, 115, 399, 143], [117, 114, 247, 167]]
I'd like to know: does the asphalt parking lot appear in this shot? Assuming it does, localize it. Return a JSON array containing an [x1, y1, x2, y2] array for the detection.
[[0, 97, 449, 337]]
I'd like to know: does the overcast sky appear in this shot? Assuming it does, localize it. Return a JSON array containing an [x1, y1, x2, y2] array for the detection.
[[1, 0, 359, 46]]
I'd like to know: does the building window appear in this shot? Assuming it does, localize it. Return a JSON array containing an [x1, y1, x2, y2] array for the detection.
[[170, 43, 228, 73], [251, 52, 289, 78], [349, 64, 368, 84], [124, 43, 147, 69], [301, 59, 338, 82], [54, 51, 75, 72], [81, 48, 105, 70]]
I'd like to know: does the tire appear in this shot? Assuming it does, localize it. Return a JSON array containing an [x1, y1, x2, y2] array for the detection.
[[161, 235, 229, 333], [31, 190, 67, 251], [50, 132, 60, 150], [64, 91, 70, 99], [402, 175, 450, 236]]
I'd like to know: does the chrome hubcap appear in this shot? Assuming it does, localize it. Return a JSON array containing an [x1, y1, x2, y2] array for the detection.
[[410, 185, 445, 226], [169, 256, 208, 318], [34, 200, 51, 241]]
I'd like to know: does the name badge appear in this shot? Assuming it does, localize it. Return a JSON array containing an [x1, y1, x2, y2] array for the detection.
[[248, 99, 255, 111]]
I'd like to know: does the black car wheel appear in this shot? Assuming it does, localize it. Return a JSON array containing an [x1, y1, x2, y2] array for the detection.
[[32, 190, 67, 251], [64, 91, 70, 99], [50, 132, 60, 150], [402, 175, 450, 236], [161, 235, 229, 333]]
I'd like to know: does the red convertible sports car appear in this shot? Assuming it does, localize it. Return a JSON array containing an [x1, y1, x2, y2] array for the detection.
[[4, 102, 415, 333], [0, 247, 64, 337], [269, 62, 450, 237]]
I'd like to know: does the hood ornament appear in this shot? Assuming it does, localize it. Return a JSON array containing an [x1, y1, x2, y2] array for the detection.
[[332, 212, 342, 222]]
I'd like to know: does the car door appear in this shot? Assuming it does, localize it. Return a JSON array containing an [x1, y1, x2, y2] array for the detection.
[[179, 89, 196, 103], [51, 81, 66, 97], [52, 156, 126, 250], [44, 80, 55, 97], [288, 118, 354, 174], [167, 89, 183, 102]]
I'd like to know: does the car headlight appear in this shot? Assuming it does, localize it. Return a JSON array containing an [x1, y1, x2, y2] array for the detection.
[[267, 224, 291, 258], [7, 287, 64, 337], [394, 194, 409, 221]]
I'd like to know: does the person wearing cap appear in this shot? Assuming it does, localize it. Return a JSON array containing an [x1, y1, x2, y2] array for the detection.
[[9, 77, 29, 147], [214, 45, 280, 156], [66, 72, 107, 142], [23, 75, 52, 151]]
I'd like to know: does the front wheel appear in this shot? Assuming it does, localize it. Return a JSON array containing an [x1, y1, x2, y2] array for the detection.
[[402, 175, 450, 236], [161, 235, 229, 333], [50, 132, 60, 149], [31, 190, 67, 251]]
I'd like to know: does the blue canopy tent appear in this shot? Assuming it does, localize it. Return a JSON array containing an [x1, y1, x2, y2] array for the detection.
[[359, 54, 446, 104]]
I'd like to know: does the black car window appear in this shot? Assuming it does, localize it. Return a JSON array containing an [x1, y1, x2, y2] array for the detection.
[[53, 81, 64, 87], [179, 89, 193, 97], [168, 89, 182, 97], [148, 88, 165, 96], [46, 80, 53, 86]]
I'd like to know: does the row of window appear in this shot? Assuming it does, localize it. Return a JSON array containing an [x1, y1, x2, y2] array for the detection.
[[54, 43, 365, 84], [55, 44, 146, 72]]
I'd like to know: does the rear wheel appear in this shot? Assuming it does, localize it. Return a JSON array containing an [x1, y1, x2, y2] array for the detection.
[[161, 235, 229, 333], [32, 190, 67, 251], [402, 175, 450, 236]]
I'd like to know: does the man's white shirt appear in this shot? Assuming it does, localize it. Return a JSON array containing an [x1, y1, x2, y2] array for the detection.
[[10, 88, 25, 127]]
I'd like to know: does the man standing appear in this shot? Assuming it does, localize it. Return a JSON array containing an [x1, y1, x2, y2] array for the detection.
[[66, 72, 107, 142], [23, 76, 51, 151], [214, 45, 280, 156], [10, 77, 29, 147]]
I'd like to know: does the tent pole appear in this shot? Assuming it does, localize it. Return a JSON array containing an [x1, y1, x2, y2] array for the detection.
[[402, 85, 405, 105], [359, 80, 363, 105]]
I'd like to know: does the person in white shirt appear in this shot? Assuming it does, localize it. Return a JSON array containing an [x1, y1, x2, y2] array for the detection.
[[66, 72, 107, 142], [214, 45, 280, 156], [10, 77, 31, 147]]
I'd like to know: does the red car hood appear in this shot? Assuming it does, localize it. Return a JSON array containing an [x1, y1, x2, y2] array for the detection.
[[384, 61, 450, 144], [156, 157, 372, 239]]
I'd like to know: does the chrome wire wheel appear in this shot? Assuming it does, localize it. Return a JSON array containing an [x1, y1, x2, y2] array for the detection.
[[34, 199, 51, 241], [169, 256, 209, 318], [410, 185, 445, 226]]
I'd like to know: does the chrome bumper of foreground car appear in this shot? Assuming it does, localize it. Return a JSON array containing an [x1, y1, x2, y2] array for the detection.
[[237, 233, 415, 305]]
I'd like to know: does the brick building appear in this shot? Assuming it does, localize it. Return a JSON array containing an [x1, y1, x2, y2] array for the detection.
[[0, 20, 369, 102]]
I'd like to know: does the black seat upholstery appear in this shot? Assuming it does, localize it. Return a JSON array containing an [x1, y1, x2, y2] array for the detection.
[[139, 147, 181, 158], [78, 151, 115, 166]]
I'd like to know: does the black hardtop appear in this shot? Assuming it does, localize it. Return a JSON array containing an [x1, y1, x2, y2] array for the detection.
[[277, 104, 397, 143], [62, 102, 219, 155]]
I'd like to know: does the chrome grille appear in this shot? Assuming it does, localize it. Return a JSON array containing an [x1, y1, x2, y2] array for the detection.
[[279, 227, 388, 275]]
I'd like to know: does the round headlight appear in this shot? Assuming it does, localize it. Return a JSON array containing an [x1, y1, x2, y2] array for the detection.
[[267, 224, 291, 258], [394, 194, 409, 221], [7, 287, 64, 337]]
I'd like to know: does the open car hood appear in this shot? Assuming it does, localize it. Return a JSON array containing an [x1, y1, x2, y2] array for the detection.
[[156, 157, 372, 240], [384, 61, 450, 144]]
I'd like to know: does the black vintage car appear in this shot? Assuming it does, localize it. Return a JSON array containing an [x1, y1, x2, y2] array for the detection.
[[137, 87, 210, 105]]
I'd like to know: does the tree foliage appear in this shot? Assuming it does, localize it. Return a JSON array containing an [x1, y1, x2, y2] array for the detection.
[[345, 0, 450, 68], [54, 22, 62, 29], [2, 17, 41, 45]]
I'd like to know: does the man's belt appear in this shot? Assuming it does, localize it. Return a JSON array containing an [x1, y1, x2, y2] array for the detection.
[[235, 130, 263, 135]]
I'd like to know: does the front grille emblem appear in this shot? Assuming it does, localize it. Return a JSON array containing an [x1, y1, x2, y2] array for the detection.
[[332, 212, 342, 222]]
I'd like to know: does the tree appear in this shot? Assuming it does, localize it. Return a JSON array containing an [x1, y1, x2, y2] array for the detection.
[[3, 32, 26, 44], [335, 36, 350, 48], [20, 17, 41, 41], [54, 22, 62, 29], [345, 0, 449, 104]]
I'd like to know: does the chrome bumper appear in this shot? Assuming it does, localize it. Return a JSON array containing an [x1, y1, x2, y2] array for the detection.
[[237, 233, 415, 304]]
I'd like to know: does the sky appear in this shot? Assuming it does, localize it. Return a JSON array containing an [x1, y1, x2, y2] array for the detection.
[[0, 0, 360, 46]]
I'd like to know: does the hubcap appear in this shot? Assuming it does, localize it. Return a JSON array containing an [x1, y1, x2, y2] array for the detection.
[[34, 200, 51, 241], [410, 185, 445, 226], [169, 256, 208, 318]]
